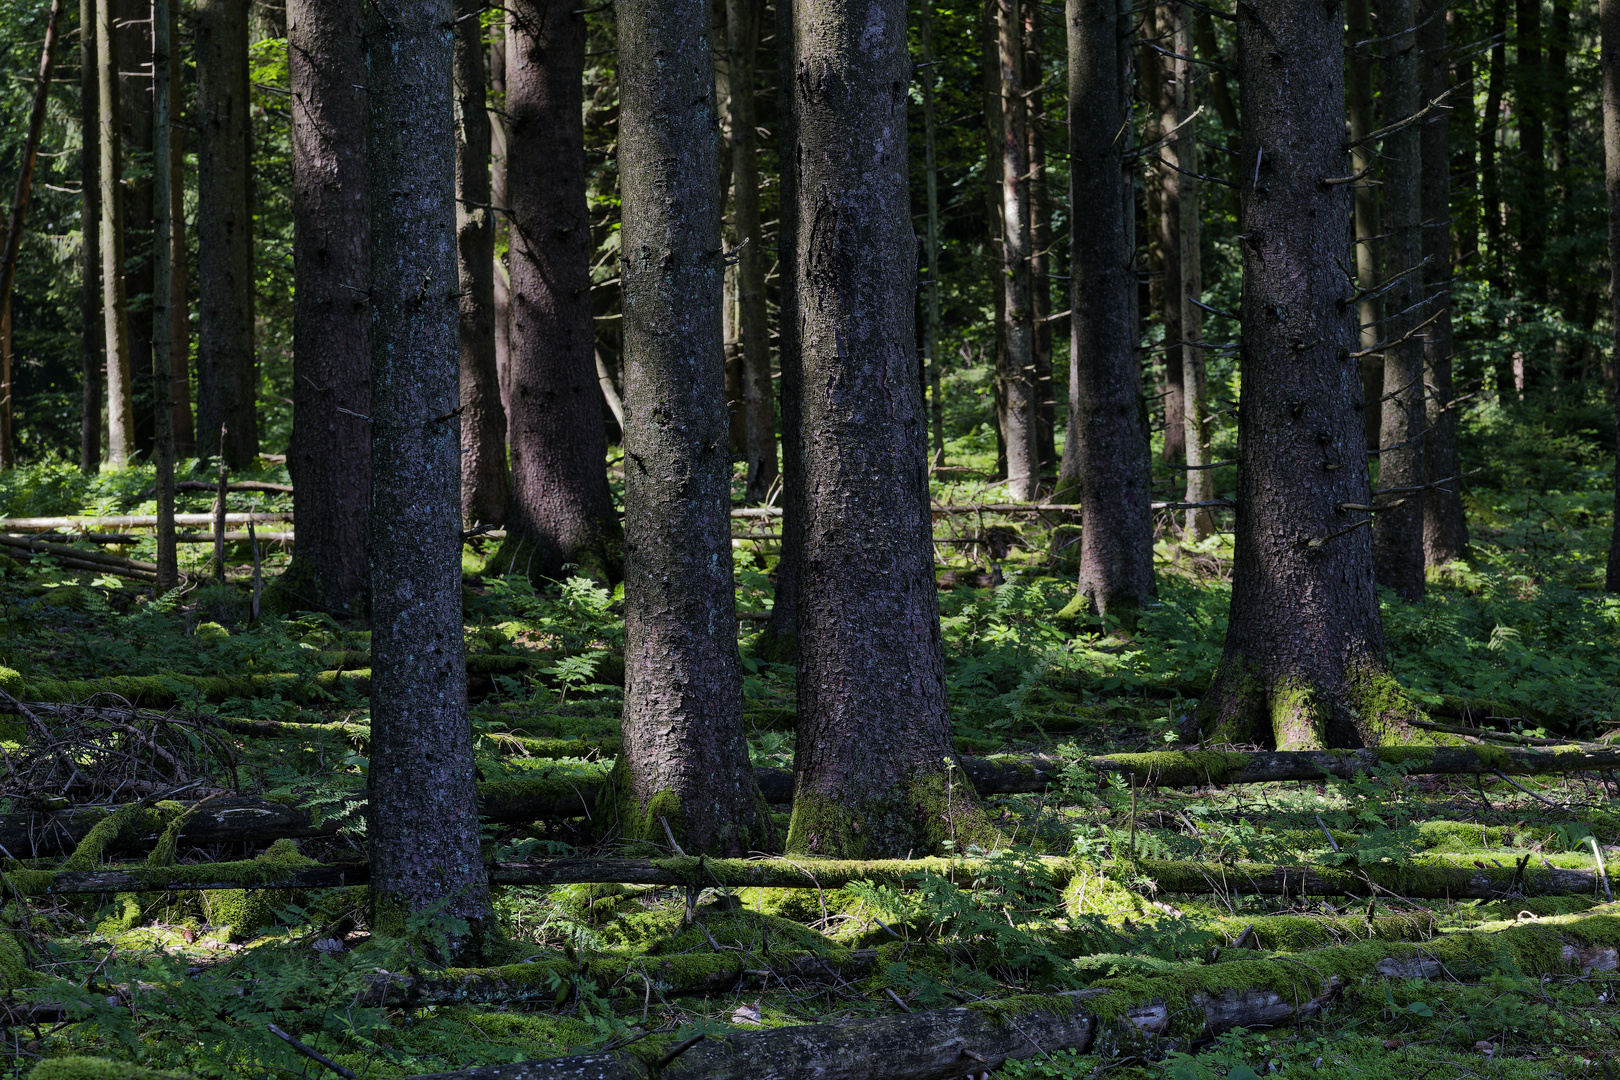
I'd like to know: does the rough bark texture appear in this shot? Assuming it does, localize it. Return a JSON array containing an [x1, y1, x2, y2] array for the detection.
[[613, 0, 768, 854], [195, 0, 258, 468], [455, 0, 510, 528], [281, 0, 371, 617], [1059, 0, 1154, 622], [1025, 1, 1054, 474], [1173, 3, 1212, 539], [997, 0, 1039, 500], [1346, 0, 1382, 453], [1419, 0, 1468, 568], [1196, 0, 1411, 750], [79, 0, 101, 472], [366, 0, 492, 959], [1370, 0, 1426, 602], [1155, 3, 1185, 466], [97, 0, 133, 466], [493, 0, 620, 584], [786, 0, 986, 858], [1605, 0, 1620, 592]]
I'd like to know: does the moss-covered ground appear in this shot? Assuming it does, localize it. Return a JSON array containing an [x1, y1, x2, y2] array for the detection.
[[0, 415, 1616, 1079]]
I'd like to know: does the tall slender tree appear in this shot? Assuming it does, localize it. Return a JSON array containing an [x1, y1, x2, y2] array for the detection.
[[1515, 0, 1546, 301], [97, 0, 134, 466], [997, 0, 1038, 499], [164, 13, 193, 461], [1480, 0, 1507, 297], [366, 0, 492, 961], [80, 0, 101, 472], [1058, 0, 1153, 623], [153, 0, 177, 590], [116, 0, 154, 455], [612, 0, 770, 852], [493, 0, 621, 583], [1603, 0, 1620, 593], [1451, 9, 1479, 270], [489, 23, 512, 425], [280, 0, 371, 616], [1155, 3, 1185, 466], [1347, 0, 1382, 452], [786, 0, 992, 857], [1370, 0, 1426, 602], [1198, 0, 1416, 750], [195, 0, 257, 467], [1025, 1, 1054, 473], [920, 0, 945, 465], [455, 0, 510, 527], [1173, 3, 1212, 540]]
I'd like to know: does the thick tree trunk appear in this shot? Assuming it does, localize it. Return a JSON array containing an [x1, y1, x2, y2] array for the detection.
[[152, 0, 177, 591], [1059, 0, 1154, 623], [1346, 0, 1383, 454], [1197, 0, 1411, 750], [117, 0, 154, 457], [785, 0, 989, 859], [79, 0, 101, 472], [366, 0, 492, 961], [195, 0, 258, 468], [455, 0, 511, 528], [281, 0, 370, 617], [613, 0, 769, 855], [920, 0, 945, 465], [97, 0, 134, 467], [1604, 0, 1620, 592], [494, 0, 621, 584], [1155, 4, 1185, 467], [1419, 0, 1468, 569], [1025, 2, 1054, 474], [997, 0, 1039, 500], [1173, 4, 1212, 540], [727, 0, 777, 503], [1481, 0, 1507, 295], [1371, 0, 1426, 603], [1515, 0, 1546, 301]]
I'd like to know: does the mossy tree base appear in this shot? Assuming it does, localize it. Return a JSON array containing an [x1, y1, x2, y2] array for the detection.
[[1196, 654, 1439, 750]]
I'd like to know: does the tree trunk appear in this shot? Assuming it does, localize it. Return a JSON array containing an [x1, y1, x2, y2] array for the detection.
[[281, 0, 370, 617], [1189, 12, 1237, 136], [1058, 0, 1154, 623], [785, 0, 990, 859], [195, 0, 258, 468], [455, 0, 510, 529], [1174, 4, 1212, 540], [366, 0, 492, 962], [0, 0, 66, 470], [982, 2, 1007, 481], [920, 0, 944, 466], [1515, 0, 1546, 302], [1419, 0, 1468, 569], [1604, 0, 1620, 593], [1346, 0, 1382, 454], [1370, 0, 1426, 603], [997, 0, 1039, 500], [166, 30, 193, 461], [1450, 9, 1478, 272], [97, 0, 134, 467], [489, 24, 512, 430], [1197, 0, 1412, 751], [494, 0, 621, 584], [117, 0, 154, 458], [1025, 1, 1054, 474], [728, 0, 777, 504], [1155, 3, 1185, 467], [152, 0, 177, 591], [613, 0, 770, 855], [79, 0, 101, 473], [1481, 0, 1507, 296]]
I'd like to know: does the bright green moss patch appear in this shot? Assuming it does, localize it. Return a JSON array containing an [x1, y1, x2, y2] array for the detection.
[[28, 1057, 190, 1080], [1097, 750, 1251, 787], [199, 839, 318, 942]]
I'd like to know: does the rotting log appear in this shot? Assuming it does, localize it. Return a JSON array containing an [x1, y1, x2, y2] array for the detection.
[[1130, 856, 1606, 899], [0, 512, 291, 530], [1090, 744, 1620, 786]]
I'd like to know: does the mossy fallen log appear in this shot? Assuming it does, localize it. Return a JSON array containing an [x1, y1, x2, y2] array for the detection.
[[1091, 743, 1620, 786], [15, 671, 370, 708], [1127, 856, 1606, 900]]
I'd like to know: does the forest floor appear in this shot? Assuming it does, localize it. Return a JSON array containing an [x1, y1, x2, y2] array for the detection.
[[0, 400, 1616, 1079]]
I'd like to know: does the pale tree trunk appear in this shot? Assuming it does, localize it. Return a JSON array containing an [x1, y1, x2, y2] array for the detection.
[[1173, 3, 1212, 540], [981, 5, 1006, 478], [152, 0, 177, 590], [1347, 0, 1382, 452], [1603, 0, 1620, 592], [787, 0, 991, 858], [166, 29, 193, 461], [281, 0, 370, 616], [997, 0, 1038, 499], [98, 0, 134, 466], [489, 25, 512, 429], [1155, 3, 1184, 466], [613, 0, 770, 854], [1419, 0, 1468, 568], [1371, 0, 1426, 602], [1059, 0, 1154, 624], [455, 0, 510, 528], [80, 0, 101, 472], [920, 0, 944, 465], [366, 0, 492, 962], [195, 0, 258, 468], [1197, 0, 1415, 751], [1025, 0, 1054, 473]]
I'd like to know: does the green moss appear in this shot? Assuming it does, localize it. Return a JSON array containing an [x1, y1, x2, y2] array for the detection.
[[1346, 664, 1442, 745], [1269, 678, 1330, 750], [28, 1057, 189, 1080], [786, 761, 1005, 859], [1099, 750, 1251, 787], [198, 839, 317, 942], [0, 666, 21, 695]]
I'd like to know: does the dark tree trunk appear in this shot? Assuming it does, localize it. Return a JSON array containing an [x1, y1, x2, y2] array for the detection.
[[1173, 3, 1212, 540], [281, 0, 370, 616], [1155, 3, 1185, 466], [79, 0, 101, 473], [455, 0, 510, 528], [117, 0, 154, 458], [153, 0, 176, 590], [997, 0, 1038, 500], [1197, 0, 1413, 750], [786, 0, 989, 858], [1514, 0, 1546, 302], [613, 0, 769, 854], [1370, 0, 1425, 603], [1419, 0, 1468, 568], [489, 25, 512, 429], [1548, 0, 1569, 176], [1347, 0, 1382, 454], [493, 0, 621, 584], [366, 0, 492, 961], [1450, 9, 1478, 271], [1604, 0, 1620, 592], [982, 4, 1007, 481], [98, 0, 133, 466], [1025, 1, 1054, 473], [1189, 12, 1237, 136], [195, 0, 258, 468], [1058, 0, 1154, 623], [166, 33, 193, 461], [1481, 0, 1507, 296], [920, 0, 945, 465]]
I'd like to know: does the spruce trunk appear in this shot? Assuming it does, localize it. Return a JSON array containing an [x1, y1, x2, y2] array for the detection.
[[997, 0, 1039, 500], [97, 0, 134, 467], [366, 0, 492, 961], [1155, 3, 1185, 467], [1604, 0, 1620, 593], [79, 0, 101, 472], [116, 0, 154, 457], [1346, 0, 1383, 453], [1174, 3, 1212, 540], [1025, 2, 1054, 473], [152, 0, 176, 590], [920, 0, 944, 465]]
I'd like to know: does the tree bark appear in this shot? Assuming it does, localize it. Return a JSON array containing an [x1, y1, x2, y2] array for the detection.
[[98, 0, 134, 467], [80, 0, 102, 472], [727, 0, 777, 503], [195, 0, 258, 468], [1197, 0, 1410, 750], [1346, 0, 1382, 454], [1450, 9, 1478, 273], [1481, 0, 1507, 296], [785, 0, 988, 858], [165, 17, 193, 461], [489, 23, 512, 430], [1173, 4, 1212, 540], [1058, 0, 1154, 623], [920, 0, 944, 466], [366, 0, 493, 961], [1514, 0, 1546, 302], [455, 0, 511, 528], [0, 0, 66, 470], [1604, 0, 1620, 593], [281, 0, 371, 617], [1419, 0, 1468, 569], [117, 0, 155, 457], [1370, 0, 1426, 603], [613, 0, 769, 855], [1025, 1, 1054, 474], [152, 0, 177, 591], [982, 2, 1007, 481], [1155, 3, 1185, 467], [494, 0, 621, 584], [997, 0, 1039, 500]]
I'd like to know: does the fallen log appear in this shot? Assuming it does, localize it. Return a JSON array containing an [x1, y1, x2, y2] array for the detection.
[[1129, 856, 1606, 900], [0, 512, 291, 530], [1090, 744, 1620, 785], [0, 534, 158, 573]]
